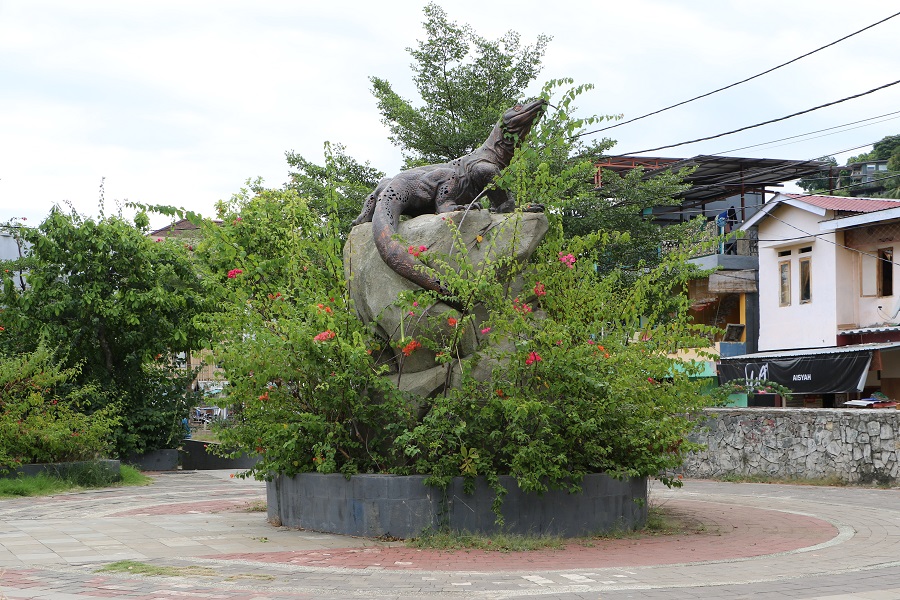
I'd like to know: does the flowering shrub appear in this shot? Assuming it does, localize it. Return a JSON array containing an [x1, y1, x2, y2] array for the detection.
[[171, 173, 413, 478], [0, 344, 120, 472], [148, 86, 713, 512]]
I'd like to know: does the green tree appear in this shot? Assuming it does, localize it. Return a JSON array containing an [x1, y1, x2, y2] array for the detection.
[[370, 2, 550, 167], [177, 182, 414, 478], [796, 155, 840, 194], [284, 142, 385, 238], [0, 207, 209, 456], [871, 135, 900, 161]]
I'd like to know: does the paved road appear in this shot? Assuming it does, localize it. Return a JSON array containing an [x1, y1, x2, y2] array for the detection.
[[0, 470, 898, 599]]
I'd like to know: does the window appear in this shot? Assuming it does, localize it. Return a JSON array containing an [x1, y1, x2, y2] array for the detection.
[[880, 248, 893, 297], [799, 257, 811, 303], [779, 261, 791, 306], [861, 247, 894, 297], [778, 249, 792, 257]]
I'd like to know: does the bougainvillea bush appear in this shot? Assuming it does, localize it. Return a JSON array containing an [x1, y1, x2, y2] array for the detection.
[[172, 176, 415, 478], [161, 89, 713, 503], [0, 344, 120, 472]]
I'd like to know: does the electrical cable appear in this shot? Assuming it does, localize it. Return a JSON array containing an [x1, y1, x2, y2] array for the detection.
[[577, 10, 900, 137], [604, 79, 900, 157], [714, 110, 900, 155]]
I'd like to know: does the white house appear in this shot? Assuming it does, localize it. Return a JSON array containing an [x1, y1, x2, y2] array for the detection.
[[719, 193, 900, 406]]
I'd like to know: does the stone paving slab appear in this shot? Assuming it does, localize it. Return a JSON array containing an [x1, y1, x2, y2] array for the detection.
[[0, 471, 899, 599]]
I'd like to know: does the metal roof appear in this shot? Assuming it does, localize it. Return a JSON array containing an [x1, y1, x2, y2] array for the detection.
[[783, 193, 900, 213], [838, 326, 900, 335], [720, 341, 900, 362], [642, 155, 832, 204]]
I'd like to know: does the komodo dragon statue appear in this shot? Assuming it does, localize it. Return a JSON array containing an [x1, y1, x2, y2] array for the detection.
[[351, 98, 548, 301]]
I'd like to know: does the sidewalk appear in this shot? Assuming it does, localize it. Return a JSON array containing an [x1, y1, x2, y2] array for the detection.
[[1, 470, 898, 599]]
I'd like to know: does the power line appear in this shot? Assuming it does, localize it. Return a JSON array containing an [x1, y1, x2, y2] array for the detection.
[[578, 10, 900, 137], [714, 110, 900, 155], [606, 79, 900, 156]]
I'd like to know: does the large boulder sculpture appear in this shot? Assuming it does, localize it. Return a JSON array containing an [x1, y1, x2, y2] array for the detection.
[[344, 209, 548, 399], [345, 99, 549, 399]]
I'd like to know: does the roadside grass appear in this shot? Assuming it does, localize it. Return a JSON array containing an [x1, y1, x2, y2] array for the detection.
[[716, 473, 850, 486], [187, 429, 220, 443], [0, 464, 152, 498], [245, 499, 267, 512], [407, 529, 566, 552], [97, 560, 218, 577], [407, 505, 705, 551], [96, 560, 274, 582]]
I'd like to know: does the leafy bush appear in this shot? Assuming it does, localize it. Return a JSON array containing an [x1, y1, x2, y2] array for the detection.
[[0, 344, 120, 471], [167, 176, 414, 477], [0, 207, 209, 457], [149, 86, 712, 513]]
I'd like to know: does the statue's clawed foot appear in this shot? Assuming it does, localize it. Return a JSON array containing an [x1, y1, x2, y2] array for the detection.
[[524, 203, 545, 213]]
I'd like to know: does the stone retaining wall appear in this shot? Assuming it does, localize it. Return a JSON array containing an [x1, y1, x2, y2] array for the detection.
[[682, 408, 900, 484]]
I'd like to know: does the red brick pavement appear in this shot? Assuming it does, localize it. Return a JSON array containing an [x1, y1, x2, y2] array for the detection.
[[206, 499, 837, 571]]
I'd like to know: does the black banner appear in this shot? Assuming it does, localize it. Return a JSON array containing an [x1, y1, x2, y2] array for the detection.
[[718, 351, 872, 394]]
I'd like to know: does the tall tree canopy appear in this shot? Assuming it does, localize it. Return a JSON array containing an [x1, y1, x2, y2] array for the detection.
[[370, 2, 550, 167], [0, 208, 210, 455]]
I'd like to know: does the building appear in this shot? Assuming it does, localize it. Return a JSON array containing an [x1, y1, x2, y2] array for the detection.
[[595, 155, 830, 358], [720, 192, 900, 406]]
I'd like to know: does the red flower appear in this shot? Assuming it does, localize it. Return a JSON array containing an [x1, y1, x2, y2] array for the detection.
[[313, 330, 336, 342], [258, 392, 269, 401], [227, 268, 243, 279], [401, 339, 422, 356], [525, 351, 542, 366], [534, 282, 546, 296], [447, 317, 458, 327]]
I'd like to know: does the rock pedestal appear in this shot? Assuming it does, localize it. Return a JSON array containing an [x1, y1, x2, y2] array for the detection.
[[344, 210, 548, 398]]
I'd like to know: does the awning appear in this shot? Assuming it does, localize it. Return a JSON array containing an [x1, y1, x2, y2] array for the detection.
[[718, 342, 900, 394]]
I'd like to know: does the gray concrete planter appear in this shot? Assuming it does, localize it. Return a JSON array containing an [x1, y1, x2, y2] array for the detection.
[[267, 473, 647, 538], [1, 459, 121, 483], [126, 449, 179, 471], [180, 440, 260, 470]]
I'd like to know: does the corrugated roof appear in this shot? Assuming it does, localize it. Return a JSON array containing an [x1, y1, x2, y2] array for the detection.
[[838, 326, 900, 335], [720, 341, 900, 361], [783, 193, 900, 213]]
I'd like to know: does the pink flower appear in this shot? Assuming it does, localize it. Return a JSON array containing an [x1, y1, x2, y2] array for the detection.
[[227, 268, 243, 279], [419, 245, 427, 252], [534, 282, 546, 296], [313, 330, 335, 342], [155, 238, 162, 242], [480, 327, 491, 334], [412, 301, 419, 308], [558, 252, 576, 268], [525, 351, 542, 366]]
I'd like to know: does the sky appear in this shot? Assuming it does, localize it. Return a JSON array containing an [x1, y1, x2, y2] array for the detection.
[[1, 1, 898, 229]]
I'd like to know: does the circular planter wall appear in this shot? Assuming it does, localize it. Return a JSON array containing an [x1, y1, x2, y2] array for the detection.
[[180, 440, 260, 470], [126, 449, 179, 471], [266, 473, 647, 538]]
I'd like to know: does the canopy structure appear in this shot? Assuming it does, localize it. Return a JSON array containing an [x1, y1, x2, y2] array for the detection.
[[718, 342, 900, 395]]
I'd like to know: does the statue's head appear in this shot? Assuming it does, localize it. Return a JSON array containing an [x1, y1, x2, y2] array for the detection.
[[500, 98, 548, 144]]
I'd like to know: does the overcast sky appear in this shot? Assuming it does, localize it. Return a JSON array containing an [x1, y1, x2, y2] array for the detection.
[[1, 1, 898, 228]]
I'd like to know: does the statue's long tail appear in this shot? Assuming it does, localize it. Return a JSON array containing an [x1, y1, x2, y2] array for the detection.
[[372, 203, 452, 298]]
